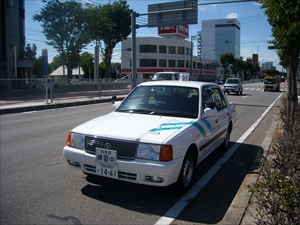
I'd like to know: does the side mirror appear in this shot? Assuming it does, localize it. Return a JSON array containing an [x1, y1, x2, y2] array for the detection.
[[203, 107, 218, 118]]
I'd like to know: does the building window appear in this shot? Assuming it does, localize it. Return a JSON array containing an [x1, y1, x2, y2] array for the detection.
[[168, 60, 176, 67], [177, 60, 184, 68], [186, 47, 189, 55], [225, 40, 229, 43], [168, 46, 176, 54], [159, 59, 167, 67], [140, 59, 157, 67], [177, 47, 184, 54], [159, 45, 167, 54], [140, 45, 157, 53], [186, 60, 189, 68]]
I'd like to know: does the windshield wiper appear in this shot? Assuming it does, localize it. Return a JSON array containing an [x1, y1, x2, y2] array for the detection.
[[154, 111, 196, 118], [117, 108, 155, 114]]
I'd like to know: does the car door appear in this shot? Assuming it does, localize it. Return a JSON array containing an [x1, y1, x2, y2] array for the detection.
[[200, 86, 230, 157]]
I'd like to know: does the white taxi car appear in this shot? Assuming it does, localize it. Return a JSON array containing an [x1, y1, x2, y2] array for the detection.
[[63, 81, 237, 193]]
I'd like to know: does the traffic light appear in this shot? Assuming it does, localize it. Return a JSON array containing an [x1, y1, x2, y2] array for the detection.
[[268, 45, 278, 50]]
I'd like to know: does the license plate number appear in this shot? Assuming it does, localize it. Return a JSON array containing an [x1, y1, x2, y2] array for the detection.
[[95, 148, 118, 178], [96, 163, 118, 178]]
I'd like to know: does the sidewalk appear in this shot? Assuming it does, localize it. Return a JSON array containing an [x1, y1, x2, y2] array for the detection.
[[0, 89, 130, 114]]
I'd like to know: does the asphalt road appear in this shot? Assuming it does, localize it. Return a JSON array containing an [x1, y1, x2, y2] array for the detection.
[[0, 82, 284, 225]]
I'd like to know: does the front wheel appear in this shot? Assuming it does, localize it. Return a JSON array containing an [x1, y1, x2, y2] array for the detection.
[[220, 126, 231, 151], [175, 150, 195, 194]]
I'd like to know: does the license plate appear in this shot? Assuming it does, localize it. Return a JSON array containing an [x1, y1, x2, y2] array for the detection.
[[96, 163, 118, 178], [96, 148, 117, 165], [95, 148, 118, 178]]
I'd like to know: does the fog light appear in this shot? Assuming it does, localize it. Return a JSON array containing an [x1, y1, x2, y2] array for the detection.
[[145, 176, 164, 183], [67, 160, 81, 168]]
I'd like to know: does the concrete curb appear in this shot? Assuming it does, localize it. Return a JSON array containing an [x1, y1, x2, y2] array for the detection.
[[0, 96, 126, 115]]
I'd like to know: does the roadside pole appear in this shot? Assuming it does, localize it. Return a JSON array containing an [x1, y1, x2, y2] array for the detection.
[[98, 78, 101, 98]]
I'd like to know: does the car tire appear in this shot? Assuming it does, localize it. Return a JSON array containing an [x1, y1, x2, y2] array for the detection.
[[175, 149, 195, 194], [220, 125, 231, 151]]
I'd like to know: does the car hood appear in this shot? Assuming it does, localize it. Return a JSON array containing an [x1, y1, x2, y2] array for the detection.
[[72, 112, 195, 144]]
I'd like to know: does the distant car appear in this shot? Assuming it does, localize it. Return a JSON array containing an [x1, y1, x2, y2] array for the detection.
[[151, 72, 180, 81], [222, 78, 243, 95], [63, 81, 238, 193], [215, 79, 224, 85]]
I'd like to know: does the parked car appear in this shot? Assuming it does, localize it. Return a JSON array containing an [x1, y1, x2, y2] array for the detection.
[[63, 81, 237, 193], [222, 78, 243, 95]]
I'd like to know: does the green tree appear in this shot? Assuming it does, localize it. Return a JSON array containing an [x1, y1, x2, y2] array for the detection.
[[87, 0, 131, 80], [33, 0, 91, 80], [232, 58, 246, 78], [49, 55, 64, 72], [252, 62, 261, 78], [220, 53, 235, 79], [23, 43, 37, 60], [33, 56, 43, 78], [261, 0, 300, 122], [79, 52, 94, 79]]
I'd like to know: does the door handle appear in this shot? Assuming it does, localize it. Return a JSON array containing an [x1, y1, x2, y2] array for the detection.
[[215, 119, 218, 123]]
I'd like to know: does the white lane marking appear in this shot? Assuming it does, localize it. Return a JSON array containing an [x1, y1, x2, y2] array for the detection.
[[242, 95, 249, 98], [154, 92, 284, 225], [23, 111, 37, 114]]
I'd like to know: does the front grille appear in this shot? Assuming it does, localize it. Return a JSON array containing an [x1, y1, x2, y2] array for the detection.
[[85, 136, 138, 160]]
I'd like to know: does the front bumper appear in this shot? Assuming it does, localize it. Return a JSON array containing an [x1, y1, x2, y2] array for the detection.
[[223, 86, 238, 93], [63, 146, 183, 187]]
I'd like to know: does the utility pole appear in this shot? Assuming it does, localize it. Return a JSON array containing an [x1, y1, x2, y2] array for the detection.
[[190, 35, 196, 77]]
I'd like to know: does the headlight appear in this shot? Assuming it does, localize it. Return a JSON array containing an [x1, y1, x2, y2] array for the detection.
[[66, 132, 85, 149], [137, 144, 160, 160], [137, 144, 173, 161]]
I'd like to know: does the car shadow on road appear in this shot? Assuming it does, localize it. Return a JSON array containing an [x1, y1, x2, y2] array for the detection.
[[80, 142, 263, 224]]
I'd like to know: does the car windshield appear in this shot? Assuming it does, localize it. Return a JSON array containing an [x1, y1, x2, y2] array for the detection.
[[264, 78, 276, 84], [116, 85, 199, 119], [226, 79, 238, 84]]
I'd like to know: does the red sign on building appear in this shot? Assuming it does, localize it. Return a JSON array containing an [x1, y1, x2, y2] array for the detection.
[[158, 25, 189, 38]]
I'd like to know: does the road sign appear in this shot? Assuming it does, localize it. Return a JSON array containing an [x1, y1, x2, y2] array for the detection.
[[42, 49, 49, 77], [147, 0, 197, 28]]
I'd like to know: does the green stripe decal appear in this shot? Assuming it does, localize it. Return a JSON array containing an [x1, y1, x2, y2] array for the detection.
[[191, 122, 207, 138], [150, 121, 208, 138], [150, 126, 182, 132]]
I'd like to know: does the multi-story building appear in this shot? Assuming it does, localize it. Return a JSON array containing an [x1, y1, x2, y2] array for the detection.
[[201, 18, 241, 62], [121, 25, 219, 82], [0, 0, 33, 89], [261, 62, 274, 70]]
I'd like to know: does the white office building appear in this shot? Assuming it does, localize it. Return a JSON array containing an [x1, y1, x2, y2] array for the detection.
[[121, 25, 219, 83], [261, 62, 274, 70], [201, 19, 241, 62]]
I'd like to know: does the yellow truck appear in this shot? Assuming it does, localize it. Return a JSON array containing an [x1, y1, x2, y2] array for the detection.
[[263, 75, 281, 92]]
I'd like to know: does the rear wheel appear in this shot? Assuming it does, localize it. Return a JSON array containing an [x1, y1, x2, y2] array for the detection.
[[175, 150, 195, 193]]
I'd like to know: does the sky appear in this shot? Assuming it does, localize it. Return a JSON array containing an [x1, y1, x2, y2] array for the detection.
[[24, 0, 283, 71]]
